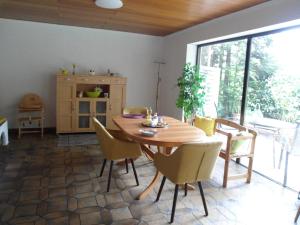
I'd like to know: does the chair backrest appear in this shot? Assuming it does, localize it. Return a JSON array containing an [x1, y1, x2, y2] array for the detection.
[[19, 93, 44, 110], [170, 141, 222, 183], [214, 118, 257, 155], [214, 118, 248, 132], [93, 117, 114, 159], [123, 106, 148, 115]]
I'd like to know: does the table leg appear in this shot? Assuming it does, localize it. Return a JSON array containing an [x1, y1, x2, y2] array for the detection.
[[136, 170, 161, 200], [135, 146, 169, 200], [117, 144, 154, 167]]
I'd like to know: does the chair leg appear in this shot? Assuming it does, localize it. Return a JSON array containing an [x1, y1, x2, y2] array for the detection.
[[125, 158, 129, 173], [295, 206, 300, 223], [170, 184, 179, 223], [184, 183, 188, 196], [130, 159, 139, 186], [107, 161, 114, 192], [100, 159, 107, 177], [223, 159, 229, 188], [246, 157, 254, 183], [198, 182, 208, 216], [156, 176, 166, 202]]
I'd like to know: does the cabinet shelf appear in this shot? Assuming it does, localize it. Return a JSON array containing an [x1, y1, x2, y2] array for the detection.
[[76, 97, 108, 101]]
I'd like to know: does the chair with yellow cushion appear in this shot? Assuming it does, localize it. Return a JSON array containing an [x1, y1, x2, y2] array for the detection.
[[93, 117, 142, 192], [123, 106, 148, 115], [194, 116, 216, 136], [154, 141, 222, 223], [214, 118, 257, 187]]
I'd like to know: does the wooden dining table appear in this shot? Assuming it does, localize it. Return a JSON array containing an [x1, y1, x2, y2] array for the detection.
[[113, 115, 206, 200]]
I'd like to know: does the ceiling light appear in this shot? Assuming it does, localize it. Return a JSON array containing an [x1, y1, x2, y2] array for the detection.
[[95, 0, 123, 9]]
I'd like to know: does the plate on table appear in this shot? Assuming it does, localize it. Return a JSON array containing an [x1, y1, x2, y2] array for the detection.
[[141, 122, 168, 128], [122, 114, 145, 119], [139, 129, 157, 137]]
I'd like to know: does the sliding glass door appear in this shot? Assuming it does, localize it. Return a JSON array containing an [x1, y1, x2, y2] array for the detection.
[[197, 26, 300, 190], [198, 39, 247, 123], [244, 29, 300, 190]]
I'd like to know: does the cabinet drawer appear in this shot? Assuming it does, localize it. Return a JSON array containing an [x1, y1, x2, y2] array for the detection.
[[75, 77, 111, 84], [95, 77, 111, 84], [110, 77, 127, 84], [57, 76, 74, 83]]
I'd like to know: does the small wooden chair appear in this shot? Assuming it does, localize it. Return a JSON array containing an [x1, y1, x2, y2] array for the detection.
[[17, 93, 44, 138], [214, 118, 257, 188]]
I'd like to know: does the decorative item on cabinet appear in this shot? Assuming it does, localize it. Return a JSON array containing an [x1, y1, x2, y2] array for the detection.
[[60, 68, 69, 76], [72, 64, 76, 75], [89, 69, 96, 75]]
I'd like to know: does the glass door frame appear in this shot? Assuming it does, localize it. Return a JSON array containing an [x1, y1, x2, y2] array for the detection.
[[196, 24, 300, 126], [196, 24, 300, 189]]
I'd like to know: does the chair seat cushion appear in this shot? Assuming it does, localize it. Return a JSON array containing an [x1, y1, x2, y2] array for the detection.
[[0, 116, 6, 125], [231, 132, 252, 154], [194, 116, 215, 136]]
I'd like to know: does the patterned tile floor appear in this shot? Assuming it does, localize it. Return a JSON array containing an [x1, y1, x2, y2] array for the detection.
[[0, 134, 299, 225]]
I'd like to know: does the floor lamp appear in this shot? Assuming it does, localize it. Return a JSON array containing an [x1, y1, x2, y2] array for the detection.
[[154, 61, 165, 113]]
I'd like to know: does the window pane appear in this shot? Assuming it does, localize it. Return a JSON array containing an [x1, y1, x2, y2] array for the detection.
[[199, 39, 247, 122], [245, 28, 300, 190]]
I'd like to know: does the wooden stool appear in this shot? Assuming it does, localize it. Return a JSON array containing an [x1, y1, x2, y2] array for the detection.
[[17, 93, 44, 138]]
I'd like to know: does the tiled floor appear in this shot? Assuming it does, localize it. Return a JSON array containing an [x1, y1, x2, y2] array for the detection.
[[0, 134, 299, 225]]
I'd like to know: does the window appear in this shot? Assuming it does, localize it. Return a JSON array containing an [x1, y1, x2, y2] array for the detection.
[[197, 26, 300, 190]]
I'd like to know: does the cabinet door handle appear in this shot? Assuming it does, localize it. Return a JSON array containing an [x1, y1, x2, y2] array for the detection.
[[72, 102, 75, 111], [109, 104, 112, 110]]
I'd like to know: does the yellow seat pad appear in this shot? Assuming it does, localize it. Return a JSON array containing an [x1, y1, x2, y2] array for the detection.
[[0, 116, 6, 125], [194, 116, 215, 136]]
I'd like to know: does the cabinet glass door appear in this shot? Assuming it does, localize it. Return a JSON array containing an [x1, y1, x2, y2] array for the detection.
[[96, 116, 106, 127], [96, 101, 106, 113], [77, 100, 92, 130], [78, 116, 90, 128], [79, 101, 90, 114], [95, 100, 107, 127]]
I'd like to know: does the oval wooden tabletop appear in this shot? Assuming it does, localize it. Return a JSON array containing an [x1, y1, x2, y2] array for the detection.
[[113, 115, 206, 147]]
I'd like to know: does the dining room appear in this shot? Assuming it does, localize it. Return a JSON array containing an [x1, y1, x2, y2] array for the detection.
[[0, 0, 300, 225]]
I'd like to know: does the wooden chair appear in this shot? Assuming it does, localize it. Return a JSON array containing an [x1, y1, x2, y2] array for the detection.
[[214, 118, 257, 188], [154, 141, 222, 223], [122, 106, 148, 115], [93, 117, 142, 192], [17, 93, 44, 138]]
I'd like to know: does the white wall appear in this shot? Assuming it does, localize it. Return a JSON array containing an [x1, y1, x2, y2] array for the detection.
[[160, 0, 300, 119], [0, 19, 163, 128]]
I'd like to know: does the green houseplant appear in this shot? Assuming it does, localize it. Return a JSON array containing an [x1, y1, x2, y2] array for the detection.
[[176, 63, 206, 122]]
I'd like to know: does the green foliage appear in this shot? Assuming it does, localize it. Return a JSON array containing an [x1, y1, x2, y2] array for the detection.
[[199, 35, 300, 123], [176, 63, 206, 121]]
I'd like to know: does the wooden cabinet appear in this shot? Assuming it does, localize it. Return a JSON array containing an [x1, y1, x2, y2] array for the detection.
[[56, 75, 126, 134]]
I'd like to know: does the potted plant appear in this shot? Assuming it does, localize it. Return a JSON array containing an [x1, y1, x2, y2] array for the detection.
[[176, 63, 206, 122]]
